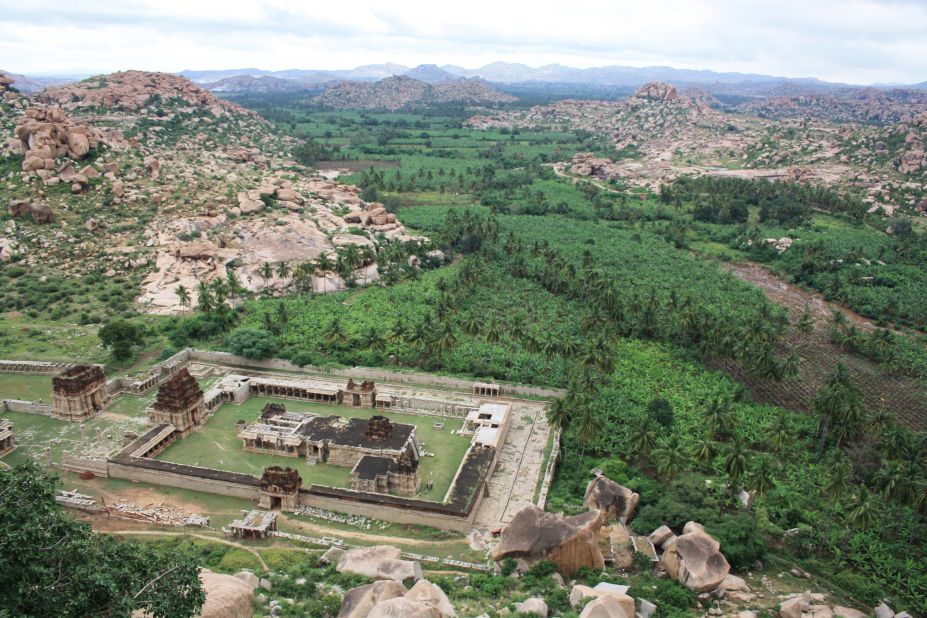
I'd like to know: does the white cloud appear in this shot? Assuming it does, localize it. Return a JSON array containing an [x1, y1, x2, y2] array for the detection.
[[0, 0, 924, 83]]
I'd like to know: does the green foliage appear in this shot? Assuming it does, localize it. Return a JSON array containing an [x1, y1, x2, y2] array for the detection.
[[225, 327, 277, 359], [0, 463, 204, 617], [98, 318, 146, 360]]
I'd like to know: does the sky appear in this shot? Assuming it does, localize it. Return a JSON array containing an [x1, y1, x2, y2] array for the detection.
[[1, 0, 925, 84]]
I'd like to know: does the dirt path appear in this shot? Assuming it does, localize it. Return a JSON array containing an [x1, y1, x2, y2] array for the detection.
[[717, 261, 927, 430], [280, 515, 464, 548], [105, 530, 270, 571]]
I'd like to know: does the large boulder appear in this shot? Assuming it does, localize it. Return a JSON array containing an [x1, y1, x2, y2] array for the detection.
[[584, 476, 639, 522], [338, 580, 407, 618], [30, 203, 53, 224], [660, 522, 729, 592], [336, 545, 422, 582], [515, 597, 549, 617], [366, 598, 443, 618], [195, 570, 253, 618], [403, 580, 456, 617], [570, 584, 634, 616], [579, 595, 632, 618], [492, 505, 606, 576], [648, 525, 675, 548]]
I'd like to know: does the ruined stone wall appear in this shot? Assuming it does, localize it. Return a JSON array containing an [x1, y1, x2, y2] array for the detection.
[[186, 349, 564, 399], [299, 491, 480, 533], [2, 399, 55, 416], [107, 461, 261, 501], [61, 455, 109, 477]]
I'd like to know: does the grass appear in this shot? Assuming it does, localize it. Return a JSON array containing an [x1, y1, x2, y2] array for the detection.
[[0, 373, 55, 401], [155, 396, 471, 501]]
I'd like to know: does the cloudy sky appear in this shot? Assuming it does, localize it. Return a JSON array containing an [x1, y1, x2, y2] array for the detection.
[[1, 0, 925, 84]]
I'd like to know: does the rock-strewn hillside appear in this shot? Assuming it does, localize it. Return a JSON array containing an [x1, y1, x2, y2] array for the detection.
[[316, 75, 515, 110], [0, 71, 424, 314], [734, 87, 927, 124], [468, 82, 927, 212]]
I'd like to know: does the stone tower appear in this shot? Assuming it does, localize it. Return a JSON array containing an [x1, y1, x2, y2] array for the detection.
[[52, 364, 110, 421], [148, 368, 206, 436]]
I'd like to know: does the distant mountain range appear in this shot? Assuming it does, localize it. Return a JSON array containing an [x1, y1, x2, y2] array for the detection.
[[175, 63, 927, 95]]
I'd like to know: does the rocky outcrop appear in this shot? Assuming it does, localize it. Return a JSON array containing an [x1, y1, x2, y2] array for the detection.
[[579, 595, 633, 618], [492, 505, 606, 576], [336, 545, 422, 582], [38, 71, 244, 114], [569, 153, 624, 181], [339, 580, 407, 618], [584, 475, 639, 522], [196, 569, 253, 618], [633, 82, 679, 101], [515, 597, 549, 617], [660, 522, 730, 592], [15, 106, 102, 172], [338, 578, 455, 618], [570, 583, 634, 616], [316, 75, 515, 111]]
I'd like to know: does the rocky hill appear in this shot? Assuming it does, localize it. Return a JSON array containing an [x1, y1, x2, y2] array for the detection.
[[734, 87, 927, 123], [201, 74, 314, 93], [468, 81, 927, 211], [0, 71, 423, 314], [316, 75, 515, 110]]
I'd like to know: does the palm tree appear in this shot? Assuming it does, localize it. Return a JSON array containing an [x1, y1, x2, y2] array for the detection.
[[630, 416, 659, 468], [211, 278, 228, 308], [259, 262, 273, 287], [546, 398, 571, 435], [704, 397, 735, 441], [435, 322, 457, 354], [582, 337, 613, 373], [315, 254, 334, 293], [765, 413, 791, 452], [484, 319, 503, 345], [794, 304, 814, 336], [225, 270, 241, 307], [275, 261, 291, 282], [748, 455, 777, 500], [723, 434, 750, 490], [323, 317, 348, 346], [360, 326, 385, 354], [573, 401, 605, 480], [813, 363, 865, 449], [827, 310, 848, 342], [692, 434, 718, 470], [653, 435, 688, 481], [845, 487, 877, 529], [196, 281, 214, 313], [175, 284, 190, 315], [390, 319, 409, 345]]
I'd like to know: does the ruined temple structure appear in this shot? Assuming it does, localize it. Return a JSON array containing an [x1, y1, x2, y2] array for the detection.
[[239, 405, 422, 495], [344, 379, 376, 407], [52, 364, 110, 421], [258, 466, 302, 511], [0, 419, 15, 456], [148, 368, 206, 437]]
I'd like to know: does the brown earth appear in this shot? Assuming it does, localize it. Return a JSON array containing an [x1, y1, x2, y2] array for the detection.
[[716, 261, 927, 430]]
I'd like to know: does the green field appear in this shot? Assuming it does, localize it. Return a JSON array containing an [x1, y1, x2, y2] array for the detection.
[[155, 396, 470, 501], [0, 372, 54, 401]]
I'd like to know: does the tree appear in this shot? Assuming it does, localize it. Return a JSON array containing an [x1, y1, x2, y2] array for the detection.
[[648, 397, 674, 429], [573, 401, 605, 479], [795, 304, 815, 336], [175, 284, 190, 314], [225, 327, 276, 359], [723, 434, 750, 490], [98, 319, 145, 361], [845, 487, 877, 529], [360, 326, 385, 354], [546, 398, 571, 435], [812, 363, 865, 449], [653, 435, 687, 481], [324, 317, 348, 346], [0, 463, 204, 617], [259, 262, 273, 287], [275, 261, 291, 281], [765, 413, 791, 452], [630, 416, 659, 467], [692, 434, 717, 470], [196, 281, 214, 313], [748, 455, 777, 499]]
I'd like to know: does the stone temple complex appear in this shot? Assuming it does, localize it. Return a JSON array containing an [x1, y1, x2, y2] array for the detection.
[[239, 403, 422, 495], [52, 364, 110, 421], [0, 419, 14, 456], [147, 368, 206, 437]]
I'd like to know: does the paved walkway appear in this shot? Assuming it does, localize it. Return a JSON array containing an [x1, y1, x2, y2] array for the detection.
[[473, 400, 551, 530]]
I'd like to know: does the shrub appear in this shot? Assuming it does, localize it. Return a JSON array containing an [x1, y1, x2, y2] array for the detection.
[[226, 327, 277, 359], [705, 513, 766, 570]]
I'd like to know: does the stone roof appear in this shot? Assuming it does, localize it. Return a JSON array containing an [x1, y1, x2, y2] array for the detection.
[[152, 368, 203, 412], [52, 364, 105, 395]]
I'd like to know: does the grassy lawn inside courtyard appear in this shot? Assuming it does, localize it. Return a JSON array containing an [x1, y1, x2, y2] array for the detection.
[[0, 372, 55, 402], [155, 396, 471, 501]]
